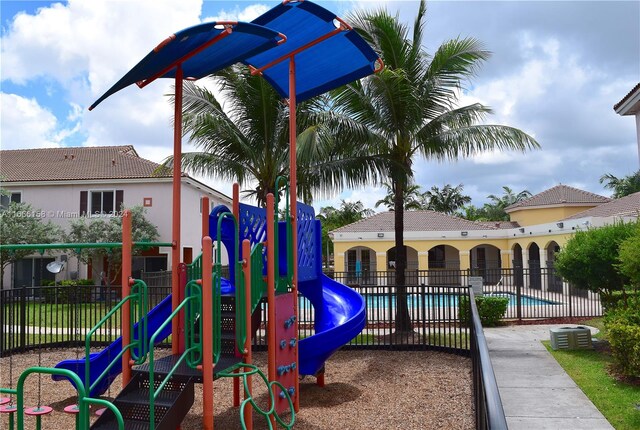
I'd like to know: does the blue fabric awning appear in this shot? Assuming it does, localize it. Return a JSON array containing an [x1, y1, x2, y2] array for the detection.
[[90, 1, 380, 109], [89, 22, 283, 110], [247, 1, 380, 102]]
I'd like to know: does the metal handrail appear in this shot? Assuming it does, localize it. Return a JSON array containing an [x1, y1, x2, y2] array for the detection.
[[85, 279, 148, 395], [15, 367, 124, 430], [0, 242, 173, 251], [274, 176, 292, 293], [469, 288, 508, 430], [147, 282, 202, 429]]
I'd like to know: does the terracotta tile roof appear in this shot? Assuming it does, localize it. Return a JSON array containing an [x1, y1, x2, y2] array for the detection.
[[563, 192, 640, 220], [332, 210, 517, 233], [614, 82, 640, 111], [0, 145, 173, 182], [505, 184, 610, 212]]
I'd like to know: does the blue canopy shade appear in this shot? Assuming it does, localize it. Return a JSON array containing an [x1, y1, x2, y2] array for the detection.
[[90, 1, 380, 109], [247, 1, 380, 102], [89, 21, 284, 110]]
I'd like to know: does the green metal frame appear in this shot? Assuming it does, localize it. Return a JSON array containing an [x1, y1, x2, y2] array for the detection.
[[85, 279, 149, 395], [147, 280, 202, 428], [6, 367, 124, 430], [274, 176, 293, 293], [186, 252, 202, 282], [218, 363, 295, 430], [0, 242, 173, 251]]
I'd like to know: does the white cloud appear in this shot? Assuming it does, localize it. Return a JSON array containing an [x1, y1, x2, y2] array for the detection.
[[1, 93, 61, 149], [203, 4, 269, 23], [1, 0, 203, 97]]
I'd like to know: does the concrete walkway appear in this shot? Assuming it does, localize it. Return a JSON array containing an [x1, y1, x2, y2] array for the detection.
[[483, 324, 614, 430]]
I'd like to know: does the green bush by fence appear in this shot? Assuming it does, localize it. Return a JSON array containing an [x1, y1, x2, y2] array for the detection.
[[459, 296, 509, 327], [605, 297, 640, 378], [40, 279, 96, 303]]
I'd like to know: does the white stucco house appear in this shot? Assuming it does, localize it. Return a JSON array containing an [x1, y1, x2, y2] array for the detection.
[[0, 145, 231, 288]]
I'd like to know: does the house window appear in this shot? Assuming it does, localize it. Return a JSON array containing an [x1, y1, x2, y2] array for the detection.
[[132, 255, 168, 278], [80, 190, 123, 216], [91, 190, 114, 215], [0, 192, 22, 210]]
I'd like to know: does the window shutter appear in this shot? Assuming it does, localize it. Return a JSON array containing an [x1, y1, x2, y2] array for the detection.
[[115, 190, 124, 211], [80, 191, 87, 215]]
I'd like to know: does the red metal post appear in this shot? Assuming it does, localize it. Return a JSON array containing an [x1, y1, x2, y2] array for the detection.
[[171, 64, 184, 355], [242, 239, 253, 430], [288, 56, 300, 413], [266, 193, 276, 428], [201, 196, 210, 239], [121, 209, 132, 388], [202, 237, 214, 430]]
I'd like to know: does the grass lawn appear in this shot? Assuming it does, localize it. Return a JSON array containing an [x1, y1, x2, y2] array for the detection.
[[4, 302, 123, 329], [542, 319, 640, 430]]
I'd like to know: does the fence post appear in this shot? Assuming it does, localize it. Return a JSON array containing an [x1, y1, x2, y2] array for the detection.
[[19, 284, 26, 352], [568, 284, 573, 318], [516, 279, 522, 321]]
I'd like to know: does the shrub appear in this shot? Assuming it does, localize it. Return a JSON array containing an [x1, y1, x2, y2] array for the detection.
[[607, 322, 640, 378], [459, 295, 509, 327], [554, 221, 636, 300], [41, 279, 96, 303], [605, 297, 640, 378]]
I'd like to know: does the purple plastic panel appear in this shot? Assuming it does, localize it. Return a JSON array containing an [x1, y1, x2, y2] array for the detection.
[[296, 202, 318, 282]]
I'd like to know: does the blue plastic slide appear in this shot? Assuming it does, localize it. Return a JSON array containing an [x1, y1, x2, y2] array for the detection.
[[298, 274, 367, 376], [52, 294, 173, 397]]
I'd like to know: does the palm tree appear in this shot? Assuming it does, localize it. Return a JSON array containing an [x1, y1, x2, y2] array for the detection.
[[424, 184, 472, 215], [487, 186, 532, 208], [483, 186, 532, 220], [332, 1, 539, 332], [375, 181, 427, 211], [166, 65, 386, 206], [600, 171, 640, 198], [318, 200, 374, 268]]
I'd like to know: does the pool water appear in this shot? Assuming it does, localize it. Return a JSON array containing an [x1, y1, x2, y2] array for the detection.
[[365, 292, 558, 308]]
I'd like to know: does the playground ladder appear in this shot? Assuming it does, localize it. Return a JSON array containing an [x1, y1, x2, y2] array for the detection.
[[90, 294, 260, 429]]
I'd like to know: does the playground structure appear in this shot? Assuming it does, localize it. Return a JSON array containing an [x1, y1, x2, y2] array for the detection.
[[1, 1, 381, 429]]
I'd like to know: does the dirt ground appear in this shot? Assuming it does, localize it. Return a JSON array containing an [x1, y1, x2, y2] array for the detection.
[[1, 349, 473, 429]]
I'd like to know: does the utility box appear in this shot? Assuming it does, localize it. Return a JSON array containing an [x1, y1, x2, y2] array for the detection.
[[550, 326, 592, 350]]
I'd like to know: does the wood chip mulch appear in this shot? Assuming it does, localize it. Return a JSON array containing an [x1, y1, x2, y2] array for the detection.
[[1, 349, 473, 429]]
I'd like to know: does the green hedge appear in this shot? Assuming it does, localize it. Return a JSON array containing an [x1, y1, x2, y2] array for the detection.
[[40, 279, 96, 303], [459, 295, 509, 327], [605, 298, 640, 378], [607, 322, 640, 378]]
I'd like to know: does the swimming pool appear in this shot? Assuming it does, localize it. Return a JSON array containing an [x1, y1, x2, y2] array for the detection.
[[365, 291, 559, 308]]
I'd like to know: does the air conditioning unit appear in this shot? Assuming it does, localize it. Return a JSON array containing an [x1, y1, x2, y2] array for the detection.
[[550, 326, 592, 350]]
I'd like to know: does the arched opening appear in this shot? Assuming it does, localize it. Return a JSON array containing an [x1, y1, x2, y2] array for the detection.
[[528, 242, 542, 290], [470, 244, 501, 284], [387, 245, 419, 285], [545, 241, 563, 293], [427, 244, 460, 285], [512, 244, 524, 288], [545, 241, 561, 264], [345, 246, 377, 285]]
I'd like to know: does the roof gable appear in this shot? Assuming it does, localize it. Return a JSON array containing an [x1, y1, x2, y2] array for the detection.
[[0, 145, 172, 182], [505, 184, 610, 212]]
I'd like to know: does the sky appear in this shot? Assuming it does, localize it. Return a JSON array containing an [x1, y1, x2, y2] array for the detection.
[[1, 0, 639, 214]]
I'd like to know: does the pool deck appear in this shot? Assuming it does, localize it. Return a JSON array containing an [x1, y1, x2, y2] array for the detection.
[[483, 324, 614, 430]]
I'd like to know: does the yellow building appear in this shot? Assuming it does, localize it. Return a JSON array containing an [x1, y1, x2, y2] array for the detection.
[[331, 185, 639, 287]]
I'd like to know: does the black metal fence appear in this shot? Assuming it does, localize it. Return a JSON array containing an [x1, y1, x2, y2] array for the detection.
[[328, 267, 603, 320], [469, 289, 508, 429], [0, 284, 171, 357]]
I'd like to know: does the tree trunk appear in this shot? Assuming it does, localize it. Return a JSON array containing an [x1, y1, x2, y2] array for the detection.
[[393, 180, 412, 333]]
